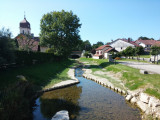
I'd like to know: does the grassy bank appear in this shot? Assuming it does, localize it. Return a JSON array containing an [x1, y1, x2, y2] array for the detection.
[[0, 59, 76, 120], [79, 58, 160, 99]]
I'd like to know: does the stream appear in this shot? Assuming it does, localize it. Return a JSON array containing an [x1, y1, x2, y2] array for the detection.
[[33, 68, 141, 120]]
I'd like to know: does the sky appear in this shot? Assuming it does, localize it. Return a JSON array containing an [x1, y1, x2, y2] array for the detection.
[[1, 0, 160, 44]]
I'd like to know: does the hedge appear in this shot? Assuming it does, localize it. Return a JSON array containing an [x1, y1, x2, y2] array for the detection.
[[15, 50, 63, 66]]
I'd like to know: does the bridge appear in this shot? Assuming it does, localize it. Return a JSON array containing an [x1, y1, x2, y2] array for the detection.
[[70, 50, 85, 58]]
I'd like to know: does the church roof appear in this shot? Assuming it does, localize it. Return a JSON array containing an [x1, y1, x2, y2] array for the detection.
[[20, 17, 30, 29]]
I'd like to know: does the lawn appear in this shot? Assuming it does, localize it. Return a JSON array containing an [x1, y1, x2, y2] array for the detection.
[[79, 57, 160, 99]]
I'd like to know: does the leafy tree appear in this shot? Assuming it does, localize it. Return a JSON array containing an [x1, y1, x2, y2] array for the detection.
[[135, 46, 144, 59], [124, 46, 135, 58], [40, 10, 81, 57], [92, 41, 104, 49], [0, 28, 15, 66], [138, 36, 154, 40], [150, 46, 160, 64], [83, 40, 92, 51]]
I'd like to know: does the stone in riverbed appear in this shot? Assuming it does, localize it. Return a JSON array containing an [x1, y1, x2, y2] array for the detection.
[[140, 93, 150, 104], [51, 110, 69, 120], [125, 95, 132, 101], [131, 97, 137, 104]]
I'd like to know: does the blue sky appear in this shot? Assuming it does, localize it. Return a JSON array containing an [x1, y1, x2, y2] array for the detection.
[[1, 0, 160, 44]]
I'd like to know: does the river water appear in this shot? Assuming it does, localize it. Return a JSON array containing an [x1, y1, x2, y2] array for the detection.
[[33, 68, 141, 120]]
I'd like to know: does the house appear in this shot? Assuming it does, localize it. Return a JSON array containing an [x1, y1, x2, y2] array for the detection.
[[93, 45, 117, 59], [135, 39, 159, 51], [110, 38, 139, 52]]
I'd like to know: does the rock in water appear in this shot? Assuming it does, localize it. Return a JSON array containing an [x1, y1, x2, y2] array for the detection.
[[51, 110, 69, 120]]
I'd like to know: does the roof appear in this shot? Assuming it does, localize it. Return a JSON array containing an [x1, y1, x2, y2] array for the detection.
[[122, 39, 139, 47], [135, 40, 157, 45], [96, 45, 111, 50], [104, 48, 113, 53], [152, 41, 160, 47], [20, 18, 30, 29]]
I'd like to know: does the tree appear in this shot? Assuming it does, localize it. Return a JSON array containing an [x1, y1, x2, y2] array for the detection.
[[150, 46, 160, 64], [138, 36, 154, 40], [135, 46, 144, 59], [92, 41, 104, 49], [40, 10, 81, 57], [83, 40, 92, 51], [124, 46, 135, 58], [0, 28, 15, 66]]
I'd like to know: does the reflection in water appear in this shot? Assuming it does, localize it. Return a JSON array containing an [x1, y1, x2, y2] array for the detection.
[[35, 85, 82, 120], [33, 68, 141, 120]]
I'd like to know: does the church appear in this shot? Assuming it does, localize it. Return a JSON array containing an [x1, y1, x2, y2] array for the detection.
[[15, 15, 47, 52]]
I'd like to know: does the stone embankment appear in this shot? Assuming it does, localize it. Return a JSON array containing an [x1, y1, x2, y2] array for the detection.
[[42, 67, 79, 92], [82, 67, 160, 119]]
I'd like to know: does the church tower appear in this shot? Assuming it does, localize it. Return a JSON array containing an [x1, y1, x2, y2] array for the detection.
[[19, 14, 31, 35]]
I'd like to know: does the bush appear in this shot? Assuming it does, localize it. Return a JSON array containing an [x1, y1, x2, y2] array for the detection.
[[115, 57, 121, 60]]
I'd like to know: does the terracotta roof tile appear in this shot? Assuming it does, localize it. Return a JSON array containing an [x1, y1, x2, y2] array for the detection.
[[96, 45, 111, 50]]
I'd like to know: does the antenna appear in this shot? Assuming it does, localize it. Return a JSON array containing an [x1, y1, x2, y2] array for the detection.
[[24, 11, 26, 19]]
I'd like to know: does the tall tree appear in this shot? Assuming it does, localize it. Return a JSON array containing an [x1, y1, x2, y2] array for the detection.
[[40, 10, 81, 57]]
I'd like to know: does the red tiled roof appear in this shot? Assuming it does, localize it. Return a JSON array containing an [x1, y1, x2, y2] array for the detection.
[[152, 41, 160, 47], [96, 45, 111, 50], [135, 40, 157, 45], [104, 48, 113, 53]]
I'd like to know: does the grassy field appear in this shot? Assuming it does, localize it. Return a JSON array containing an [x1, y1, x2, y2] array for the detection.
[[79, 58, 160, 99], [0, 59, 76, 90]]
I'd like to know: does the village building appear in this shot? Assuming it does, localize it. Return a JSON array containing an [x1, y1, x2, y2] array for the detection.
[[16, 15, 47, 52], [135, 39, 160, 51], [93, 45, 117, 59], [110, 38, 139, 52]]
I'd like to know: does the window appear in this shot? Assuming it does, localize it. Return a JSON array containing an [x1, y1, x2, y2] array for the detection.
[[23, 30, 24, 34], [121, 47, 122, 49]]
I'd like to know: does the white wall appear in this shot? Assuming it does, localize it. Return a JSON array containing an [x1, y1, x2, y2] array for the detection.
[[110, 40, 135, 52], [20, 27, 31, 35], [139, 43, 146, 48]]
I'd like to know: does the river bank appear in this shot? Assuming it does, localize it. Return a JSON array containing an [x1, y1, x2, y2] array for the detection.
[[79, 58, 160, 120], [0, 59, 77, 120]]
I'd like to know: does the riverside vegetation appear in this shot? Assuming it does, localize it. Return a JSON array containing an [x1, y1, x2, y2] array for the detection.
[[0, 59, 77, 120]]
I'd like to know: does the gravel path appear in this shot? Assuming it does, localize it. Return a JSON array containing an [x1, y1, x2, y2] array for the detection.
[[119, 61, 160, 74]]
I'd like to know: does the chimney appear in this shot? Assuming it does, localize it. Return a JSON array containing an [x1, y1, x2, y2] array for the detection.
[[128, 38, 131, 42]]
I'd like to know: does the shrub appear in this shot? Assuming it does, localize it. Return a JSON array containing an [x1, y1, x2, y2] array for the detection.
[[115, 57, 121, 60]]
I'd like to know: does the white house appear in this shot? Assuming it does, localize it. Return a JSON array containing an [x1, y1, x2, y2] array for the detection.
[[93, 45, 117, 59], [110, 39, 139, 52]]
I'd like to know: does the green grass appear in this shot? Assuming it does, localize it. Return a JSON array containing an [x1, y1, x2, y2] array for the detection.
[[79, 58, 160, 99], [0, 59, 76, 90], [140, 55, 151, 58], [145, 88, 160, 99]]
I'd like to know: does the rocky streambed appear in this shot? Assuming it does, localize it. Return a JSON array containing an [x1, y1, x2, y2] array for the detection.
[[82, 65, 160, 119]]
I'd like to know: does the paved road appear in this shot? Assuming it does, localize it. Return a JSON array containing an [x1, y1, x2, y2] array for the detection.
[[119, 61, 160, 74]]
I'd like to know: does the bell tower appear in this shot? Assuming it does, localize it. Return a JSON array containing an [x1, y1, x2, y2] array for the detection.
[[19, 12, 31, 34]]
